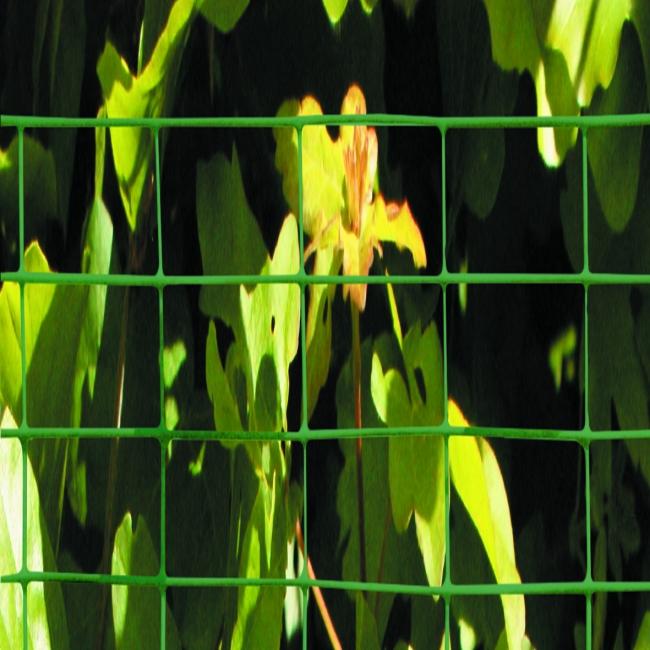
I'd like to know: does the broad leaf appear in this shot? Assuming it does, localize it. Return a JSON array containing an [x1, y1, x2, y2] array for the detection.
[[355, 592, 380, 650], [199, 0, 250, 33], [448, 399, 526, 650], [139, 0, 176, 72], [206, 321, 243, 432], [0, 134, 57, 269], [632, 611, 650, 650], [589, 286, 649, 430], [231, 460, 287, 650], [97, 0, 195, 231], [239, 215, 300, 430], [205, 214, 300, 436], [0, 409, 70, 650], [370, 323, 445, 588], [482, 0, 641, 168], [111, 512, 181, 649], [322, 0, 349, 24], [335, 339, 406, 640], [437, 0, 517, 220], [197, 146, 267, 334], [0, 199, 112, 547], [586, 23, 645, 232]]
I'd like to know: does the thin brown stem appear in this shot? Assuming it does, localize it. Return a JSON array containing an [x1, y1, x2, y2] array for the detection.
[[351, 302, 367, 584], [295, 520, 342, 650]]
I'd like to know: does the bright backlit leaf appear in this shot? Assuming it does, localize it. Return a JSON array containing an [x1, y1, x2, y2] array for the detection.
[[0, 409, 70, 650], [448, 400, 525, 650], [231, 462, 287, 650], [482, 0, 641, 170], [111, 512, 181, 649], [97, 0, 195, 231], [371, 322, 445, 589]]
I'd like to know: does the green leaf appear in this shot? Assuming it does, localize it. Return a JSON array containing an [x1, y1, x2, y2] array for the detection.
[[448, 400, 526, 650], [199, 0, 250, 33], [97, 0, 195, 231], [111, 512, 181, 650], [0, 201, 113, 546], [322, 0, 349, 23], [355, 592, 380, 650], [437, 0, 517, 219], [633, 0, 650, 108], [139, 0, 175, 72], [483, 0, 636, 167], [239, 215, 300, 432], [0, 409, 70, 650], [370, 323, 446, 588], [587, 24, 645, 232], [29, 0, 85, 233], [197, 146, 267, 333], [589, 286, 649, 429], [538, 46, 579, 164], [206, 321, 243, 432], [48, 0, 86, 231], [274, 97, 344, 241], [305, 249, 338, 419], [632, 611, 650, 650], [482, 0, 540, 74], [0, 134, 57, 263], [336, 339, 403, 638], [254, 355, 281, 433], [231, 473, 286, 650]]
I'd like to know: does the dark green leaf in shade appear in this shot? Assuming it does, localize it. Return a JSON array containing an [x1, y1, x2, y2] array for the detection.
[[587, 24, 646, 233], [0, 134, 57, 263], [197, 146, 267, 333], [589, 286, 649, 430], [199, 0, 250, 33], [355, 592, 380, 650]]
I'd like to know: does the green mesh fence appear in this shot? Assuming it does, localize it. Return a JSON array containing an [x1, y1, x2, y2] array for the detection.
[[1, 112, 650, 650]]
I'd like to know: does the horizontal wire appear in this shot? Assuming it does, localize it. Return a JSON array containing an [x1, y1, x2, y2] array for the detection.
[[1, 570, 648, 597], [3, 113, 650, 129], [1, 271, 650, 287], [1, 425, 648, 442]]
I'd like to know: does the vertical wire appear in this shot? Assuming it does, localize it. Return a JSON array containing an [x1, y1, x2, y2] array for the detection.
[[581, 127, 592, 650], [154, 128, 167, 650], [21, 438, 28, 650], [440, 127, 451, 650], [296, 125, 310, 650], [18, 126, 29, 650]]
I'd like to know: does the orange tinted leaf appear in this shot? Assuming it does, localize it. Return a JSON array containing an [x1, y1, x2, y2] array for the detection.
[[372, 196, 427, 268]]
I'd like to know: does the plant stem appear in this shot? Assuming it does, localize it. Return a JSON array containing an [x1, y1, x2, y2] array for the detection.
[[351, 302, 367, 584], [295, 519, 342, 650]]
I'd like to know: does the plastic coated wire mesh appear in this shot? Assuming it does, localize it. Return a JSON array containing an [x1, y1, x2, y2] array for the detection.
[[1, 113, 650, 650]]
